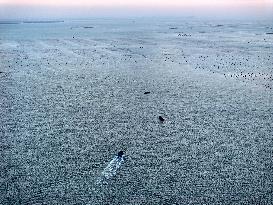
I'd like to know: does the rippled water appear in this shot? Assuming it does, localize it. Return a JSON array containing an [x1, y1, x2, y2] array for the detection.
[[1, 18, 272, 204]]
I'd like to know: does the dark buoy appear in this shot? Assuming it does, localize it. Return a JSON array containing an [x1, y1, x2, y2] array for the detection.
[[144, 92, 150, 94], [117, 151, 124, 158], [159, 116, 165, 122]]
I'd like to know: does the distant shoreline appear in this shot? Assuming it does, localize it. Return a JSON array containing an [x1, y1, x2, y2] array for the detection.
[[0, 22, 20, 24], [0, 20, 64, 25], [23, 20, 64, 24]]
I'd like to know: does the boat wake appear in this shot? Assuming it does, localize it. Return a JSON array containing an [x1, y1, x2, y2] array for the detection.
[[95, 152, 124, 185]]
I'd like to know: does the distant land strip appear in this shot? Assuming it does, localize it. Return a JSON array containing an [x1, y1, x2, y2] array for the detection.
[[23, 20, 64, 24], [0, 20, 64, 24], [0, 21, 21, 24]]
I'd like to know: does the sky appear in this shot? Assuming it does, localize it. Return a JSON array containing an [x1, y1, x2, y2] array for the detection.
[[0, 0, 272, 19]]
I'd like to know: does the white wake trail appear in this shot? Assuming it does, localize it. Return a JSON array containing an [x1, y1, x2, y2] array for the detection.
[[96, 155, 124, 185]]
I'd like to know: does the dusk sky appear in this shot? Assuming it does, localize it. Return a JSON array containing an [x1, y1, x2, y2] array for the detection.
[[0, 0, 272, 19]]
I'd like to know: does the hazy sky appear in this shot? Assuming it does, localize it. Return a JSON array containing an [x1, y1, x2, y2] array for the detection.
[[0, 0, 271, 7], [0, 0, 272, 19]]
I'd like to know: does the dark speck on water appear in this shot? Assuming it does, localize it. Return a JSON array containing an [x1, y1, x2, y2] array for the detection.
[[117, 151, 124, 158], [159, 116, 165, 122]]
